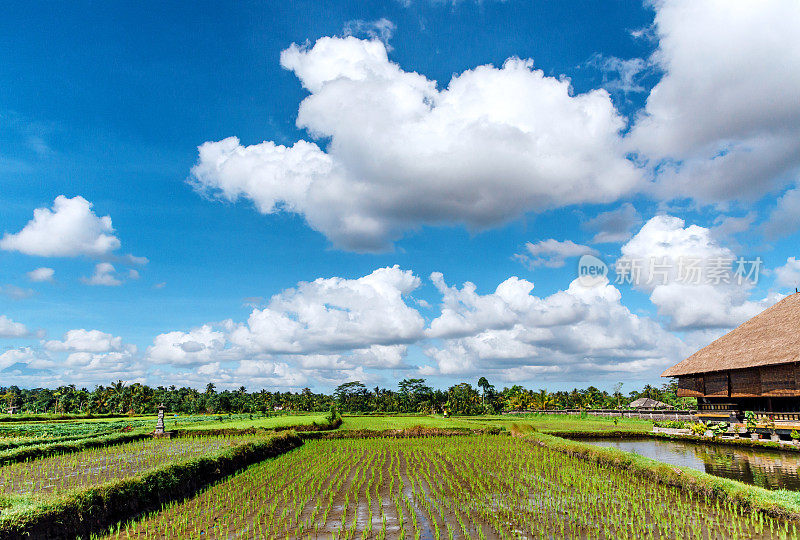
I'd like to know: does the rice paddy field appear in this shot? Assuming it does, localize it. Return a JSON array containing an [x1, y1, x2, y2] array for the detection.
[[104, 435, 795, 539], [462, 413, 654, 434], [339, 416, 481, 431], [0, 412, 644, 444], [336, 413, 652, 433], [182, 413, 329, 432], [0, 435, 259, 498], [0, 413, 331, 457], [0, 419, 136, 441]]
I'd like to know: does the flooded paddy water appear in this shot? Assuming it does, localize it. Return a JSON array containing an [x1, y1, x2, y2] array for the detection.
[[583, 437, 800, 491]]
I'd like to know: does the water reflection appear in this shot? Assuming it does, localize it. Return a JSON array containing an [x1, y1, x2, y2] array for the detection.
[[583, 437, 800, 491]]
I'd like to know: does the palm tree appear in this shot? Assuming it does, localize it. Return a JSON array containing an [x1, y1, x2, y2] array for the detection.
[[532, 389, 552, 411], [109, 380, 127, 413]]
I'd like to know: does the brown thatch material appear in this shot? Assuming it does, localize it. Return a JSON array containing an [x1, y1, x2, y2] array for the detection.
[[662, 292, 800, 377], [629, 397, 673, 409]]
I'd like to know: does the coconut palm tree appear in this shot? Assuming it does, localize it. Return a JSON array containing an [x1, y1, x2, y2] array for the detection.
[[532, 389, 553, 411]]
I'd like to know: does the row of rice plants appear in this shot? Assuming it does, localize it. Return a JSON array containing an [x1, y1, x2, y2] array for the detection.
[[0, 431, 121, 452], [103, 435, 795, 539], [0, 413, 267, 441], [0, 420, 144, 440], [0, 435, 261, 498]]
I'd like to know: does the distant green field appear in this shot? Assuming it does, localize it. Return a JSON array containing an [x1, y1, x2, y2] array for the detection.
[[0, 413, 326, 441], [340, 415, 479, 430], [0, 419, 147, 440], [0, 412, 650, 445], [339, 413, 651, 433], [464, 413, 653, 433], [181, 413, 328, 431]]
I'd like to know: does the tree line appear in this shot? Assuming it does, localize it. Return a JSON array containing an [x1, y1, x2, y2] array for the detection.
[[0, 379, 693, 416]]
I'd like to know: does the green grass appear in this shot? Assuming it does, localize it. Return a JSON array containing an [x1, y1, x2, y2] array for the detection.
[[339, 415, 480, 430], [462, 413, 653, 433], [0, 420, 144, 441], [337, 413, 651, 433], [0, 413, 131, 424], [180, 413, 328, 431], [0, 413, 327, 441]]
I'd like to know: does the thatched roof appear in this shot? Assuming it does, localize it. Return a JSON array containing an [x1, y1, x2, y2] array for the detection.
[[662, 292, 800, 377], [629, 397, 672, 409]]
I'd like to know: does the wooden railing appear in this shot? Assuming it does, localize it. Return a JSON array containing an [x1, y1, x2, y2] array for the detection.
[[754, 412, 800, 422]]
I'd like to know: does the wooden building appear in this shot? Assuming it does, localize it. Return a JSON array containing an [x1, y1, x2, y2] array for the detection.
[[662, 292, 800, 422]]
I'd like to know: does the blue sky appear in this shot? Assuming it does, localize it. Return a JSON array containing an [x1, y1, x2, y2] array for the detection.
[[1, 0, 799, 392]]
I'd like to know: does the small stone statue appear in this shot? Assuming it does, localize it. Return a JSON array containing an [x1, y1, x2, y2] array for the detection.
[[155, 403, 166, 434]]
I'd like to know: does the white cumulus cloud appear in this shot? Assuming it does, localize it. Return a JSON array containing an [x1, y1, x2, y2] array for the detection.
[[0, 315, 29, 338], [0, 347, 55, 372], [618, 215, 775, 330], [775, 257, 800, 290], [229, 265, 425, 354], [45, 329, 130, 353], [515, 239, 597, 268], [762, 187, 800, 240], [82, 262, 121, 286], [147, 325, 230, 366], [27, 267, 54, 282], [628, 0, 800, 203], [1, 196, 121, 257], [191, 36, 640, 251], [583, 203, 642, 244], [424, 274, 686, 380]]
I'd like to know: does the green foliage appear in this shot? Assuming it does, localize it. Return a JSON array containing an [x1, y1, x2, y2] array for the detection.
[[2, 379, 700, 416], [709, 422, 729, 436], [0, 432, 117, 453], [326, 404, 342, 426], [484, 413, 653, 434], [791, 429, 800, 441], [0, 413, 125, 423], [745, 411, 758, 431], [653, 420, 690, 429], [689, 422, 707, 436], [446, 383, 482, 415]]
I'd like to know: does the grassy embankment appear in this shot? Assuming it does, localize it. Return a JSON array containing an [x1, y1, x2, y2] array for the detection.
[[521, 428, 800, 522]]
